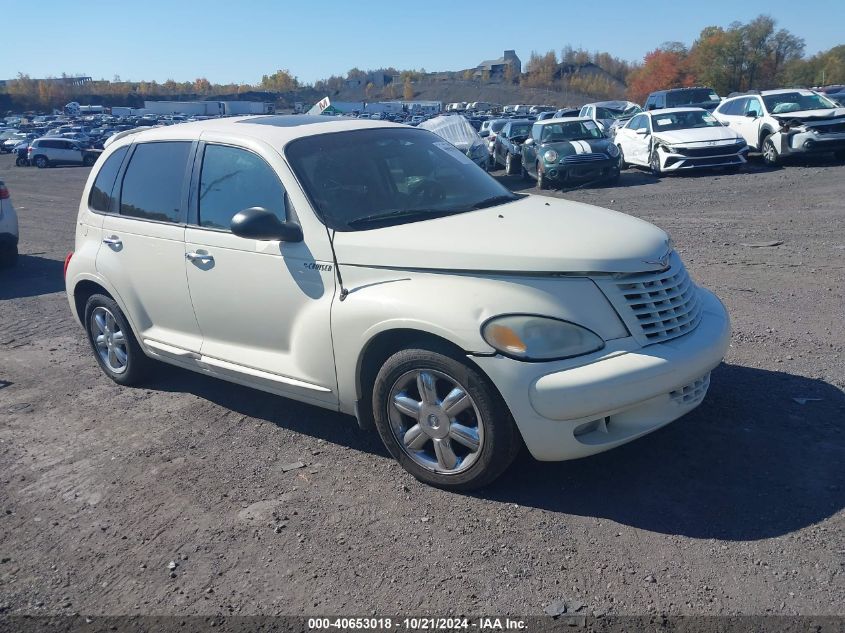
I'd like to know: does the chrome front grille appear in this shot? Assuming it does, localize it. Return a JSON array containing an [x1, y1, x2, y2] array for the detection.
[[596, 252, 702, 346], [561, 153, 607, 163], [670, 373, 711, 405]]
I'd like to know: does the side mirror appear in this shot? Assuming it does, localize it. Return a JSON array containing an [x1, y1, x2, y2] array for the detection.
[[646, 104, 656, 111], [523, 137, 535, 146], [231, 207, 303, 242], [745, 111, 758, 118], [635, 128, 649, 135], [479, 129, 489, 138]]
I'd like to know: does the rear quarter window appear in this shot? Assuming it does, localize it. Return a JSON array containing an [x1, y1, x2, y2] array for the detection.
[[119, 142, 192, 223], [89, 147, 128, 213]]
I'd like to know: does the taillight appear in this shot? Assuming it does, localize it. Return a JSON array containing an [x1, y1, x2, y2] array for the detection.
[[0, 184, 8, 200], [63, 251, 74, 279], [27, 147, 33, 154]]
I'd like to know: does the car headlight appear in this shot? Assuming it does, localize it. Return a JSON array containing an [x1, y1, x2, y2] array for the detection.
[[543, 149, 559, 163], [606, 143, 619, 157], [481, 315, 604, 361]]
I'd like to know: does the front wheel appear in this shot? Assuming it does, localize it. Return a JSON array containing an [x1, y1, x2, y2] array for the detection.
[[84, 294, 152, 385], [83, 154, 96, 167], [536, 163, 549, 190], [649, 149, 663, 177], [505, 153, 516, 175], [372, 347, 521, 490], [761, 134, 780, 167], [617, 145, 628, 169]]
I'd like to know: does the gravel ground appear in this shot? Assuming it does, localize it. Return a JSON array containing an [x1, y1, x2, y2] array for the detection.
[[0, 152, 843, 619]]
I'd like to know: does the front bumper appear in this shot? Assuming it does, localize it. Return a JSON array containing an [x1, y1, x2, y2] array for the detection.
[[777, 129, 845, 156], [472, 288, 730, 461], [660, 146, 748, 171], [545, 157, 619, 182]]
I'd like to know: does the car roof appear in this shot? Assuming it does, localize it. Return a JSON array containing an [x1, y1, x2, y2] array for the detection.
[[106, 115, 403, 150], [533, 117, 593, 126]]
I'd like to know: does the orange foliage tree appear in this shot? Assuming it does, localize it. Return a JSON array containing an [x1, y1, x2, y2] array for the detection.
[[626, 47, 696, 104]]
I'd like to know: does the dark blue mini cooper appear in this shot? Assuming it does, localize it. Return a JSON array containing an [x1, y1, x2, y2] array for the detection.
[[521, 118, 621, 189]]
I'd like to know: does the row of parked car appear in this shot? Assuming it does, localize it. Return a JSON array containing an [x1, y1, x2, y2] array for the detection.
[[464, 86, 845, 189]]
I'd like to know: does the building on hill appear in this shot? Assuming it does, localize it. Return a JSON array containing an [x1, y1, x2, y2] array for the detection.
[[474, 50, 521, 79]]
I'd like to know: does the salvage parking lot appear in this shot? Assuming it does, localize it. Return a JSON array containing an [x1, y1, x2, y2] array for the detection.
[[0, 153, 843, 616]]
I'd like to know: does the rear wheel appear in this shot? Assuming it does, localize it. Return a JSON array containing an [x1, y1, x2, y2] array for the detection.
[[761, 134, 780, 167], [83, 154, 96, 167], [84, 294, 152, 385], [505, 153, 516, 175], [372, 346, 521, 490], [34, 155, 49, 169]]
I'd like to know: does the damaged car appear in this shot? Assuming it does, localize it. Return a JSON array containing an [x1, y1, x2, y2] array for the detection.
[[615, 108, 748, 176], [714, 89, 845, 166], [521, 118, 621, 189], [417, 115, 490, 169], [492, 119, 533, 175], [579, 101, 642, 138]]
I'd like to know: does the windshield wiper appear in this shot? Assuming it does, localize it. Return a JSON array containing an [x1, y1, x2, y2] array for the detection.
[[470, 194, 520, 210], [346, 208, 456, 229]]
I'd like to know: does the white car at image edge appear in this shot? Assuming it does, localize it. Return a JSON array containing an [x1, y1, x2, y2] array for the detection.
[[615, 107, 748, 175], [0, 180, 18, 268], [64, 115, 730, 489]]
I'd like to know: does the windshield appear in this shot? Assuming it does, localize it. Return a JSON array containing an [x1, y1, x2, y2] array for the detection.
[[666, 89, 720, 107], [540, 121, 604, 142], [491, 121, 506, 133], [651, 110, 722, 131], [596, 104, 642, 120], [286, 128, 518, 231], [508, 124, 531, 137], [763, 92, 837, 114]]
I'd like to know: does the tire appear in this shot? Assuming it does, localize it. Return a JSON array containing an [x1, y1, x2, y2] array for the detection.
[[372, 345, 521, 490], [34, 155, 49, 169], [84, 294, 152, 386], [505, 152, 516, 175], [536, 162, 548, 190], [83, 154, 96, 167], [617, 145, 628, 169], [0, 244, 18, 268], [761, 134, 780, 167], [649, 149, 663, 177], [15, 157, 25, 167]]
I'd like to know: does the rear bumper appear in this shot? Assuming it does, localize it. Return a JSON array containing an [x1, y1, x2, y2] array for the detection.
[[472, 288, 730, 461]]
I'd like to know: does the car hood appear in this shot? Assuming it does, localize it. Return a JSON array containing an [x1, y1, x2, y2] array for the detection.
[[541, 138, 613, 155], [771, 107, 845, 122], [653, 126, 742, 145], [333, 195, 671, 274]]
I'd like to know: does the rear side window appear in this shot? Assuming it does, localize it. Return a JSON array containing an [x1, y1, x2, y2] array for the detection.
[[197, 144, 285, 230], [120, 142, 191, 223], [89, 147, 128, 212]]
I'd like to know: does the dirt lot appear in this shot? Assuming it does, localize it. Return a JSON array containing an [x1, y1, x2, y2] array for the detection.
[[0, 152, 843, 619]]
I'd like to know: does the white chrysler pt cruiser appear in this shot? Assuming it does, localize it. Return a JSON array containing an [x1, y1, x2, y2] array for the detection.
[[65, 116, 730, 489]]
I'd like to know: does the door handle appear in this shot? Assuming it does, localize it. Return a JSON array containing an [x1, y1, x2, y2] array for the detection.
[[186, 251, 214, 263], [102, 236, 122, 247]]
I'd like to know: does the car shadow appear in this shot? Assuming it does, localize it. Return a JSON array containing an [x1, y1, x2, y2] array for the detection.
[[0, 254, 65, 299], [144, 361, 843, 541], [477, 363, 845, 541]]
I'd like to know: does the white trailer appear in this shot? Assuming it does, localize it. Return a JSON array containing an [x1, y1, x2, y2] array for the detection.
[[143, 101, 224, 116], [220, 101, 274, 115]]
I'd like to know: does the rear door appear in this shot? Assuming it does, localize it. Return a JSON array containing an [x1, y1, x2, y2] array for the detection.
[[183, 139, 337, 405], [96, 140, 203, 355]]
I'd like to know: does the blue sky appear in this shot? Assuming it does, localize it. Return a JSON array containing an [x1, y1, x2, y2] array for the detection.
[[4, 0, 843, 85]]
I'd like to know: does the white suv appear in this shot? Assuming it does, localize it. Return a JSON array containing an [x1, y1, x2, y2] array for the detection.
[[713, 89, 845, 165], [65, 115, 730, 489], [28, 137, 98, 168]]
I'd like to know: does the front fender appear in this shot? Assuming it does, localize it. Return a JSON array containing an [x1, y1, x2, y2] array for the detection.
[[330, 266, 628, 415]]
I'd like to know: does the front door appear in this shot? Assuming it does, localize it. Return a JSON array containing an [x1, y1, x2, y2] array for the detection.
[[737, 97, 765, 149], [183, 141, 337, 406], [96, 140, 203, 354]]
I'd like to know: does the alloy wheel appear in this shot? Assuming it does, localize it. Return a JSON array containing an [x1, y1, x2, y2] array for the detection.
[[387, 369, 484, 474], [90, 306, 128, 374]]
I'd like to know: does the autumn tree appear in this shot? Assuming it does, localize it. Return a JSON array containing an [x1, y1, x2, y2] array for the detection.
[[259, 69, 299, 92], [626, 45, 695, 103], [522, 50, 558, 88], [403, 78, 414, 100]]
